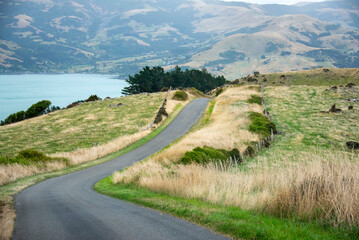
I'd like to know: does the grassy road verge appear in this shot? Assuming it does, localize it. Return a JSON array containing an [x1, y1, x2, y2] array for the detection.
[[95, 178, 353, 240]]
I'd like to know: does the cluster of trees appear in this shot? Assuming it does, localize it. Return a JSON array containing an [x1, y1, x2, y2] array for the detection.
[[1, 100, 60, 126], [122, 66, 227, 95]]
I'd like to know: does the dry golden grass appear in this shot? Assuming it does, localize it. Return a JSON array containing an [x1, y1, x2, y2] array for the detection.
[[114, 150, 359, 227], [0, 162, 67, 186], [0, 202, 14, 240], [114, 86, 263, 191], [51, 130, 150, 165], [150, 86, 260, 164], [268, 152, 359, 227], [113, 84, 359, 229]]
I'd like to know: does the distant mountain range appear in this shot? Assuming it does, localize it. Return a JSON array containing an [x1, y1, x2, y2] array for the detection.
[[0, 0, 358, 79]]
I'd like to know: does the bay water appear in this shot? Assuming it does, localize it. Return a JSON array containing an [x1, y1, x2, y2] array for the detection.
[[0, 74, 128, 121]]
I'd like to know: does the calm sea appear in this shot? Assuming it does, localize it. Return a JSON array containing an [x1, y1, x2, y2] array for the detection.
[[0, 74, 128, 121]]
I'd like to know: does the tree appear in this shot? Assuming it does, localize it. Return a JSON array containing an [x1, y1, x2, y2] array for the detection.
[[122, 66, 226, 95], [25, 100, 51, 119]]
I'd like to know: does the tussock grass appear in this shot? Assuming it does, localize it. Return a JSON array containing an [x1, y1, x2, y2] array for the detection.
[[268, 152, 359, 228], [109, 83, 359, 237], [113, 151, 358, 227]]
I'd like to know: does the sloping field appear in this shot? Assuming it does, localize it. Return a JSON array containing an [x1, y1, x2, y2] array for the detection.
[[0, 93, 165, 157]]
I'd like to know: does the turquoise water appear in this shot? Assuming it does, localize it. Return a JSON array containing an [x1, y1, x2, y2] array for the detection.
[[0, 74, 128, 121]]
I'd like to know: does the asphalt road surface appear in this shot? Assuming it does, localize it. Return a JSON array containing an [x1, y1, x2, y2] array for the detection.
[[13, 98, 230, 240]]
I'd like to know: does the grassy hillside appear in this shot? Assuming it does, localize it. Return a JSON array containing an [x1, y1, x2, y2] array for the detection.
[[0, 90, 197, 186], [0, 93, 165, 156], [96, 70, 359, 239], [0, 90, 193, 240]]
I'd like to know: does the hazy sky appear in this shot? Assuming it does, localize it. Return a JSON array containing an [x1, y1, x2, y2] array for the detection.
[[222, 0, 327, 5]]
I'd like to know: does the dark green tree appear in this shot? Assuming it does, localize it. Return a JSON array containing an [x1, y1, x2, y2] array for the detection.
[[122, 66, 226, 95], [1, 111, 25, 125], [25, 100, 51, 119]]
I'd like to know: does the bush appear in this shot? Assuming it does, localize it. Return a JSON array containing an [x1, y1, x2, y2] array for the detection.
[[172, 90, 188, 101], [247, 95, 262, 104], [248, 112, 277, 137], [179, 146, 239, 165], [1, 100, 53, 126], [0, 149, 70, 166], [1, 111, 25, 125], [161, 87, 169, 92], [25, 100, 51, 119], [215, 88, 224, 97], [86, 95, 102, 102]]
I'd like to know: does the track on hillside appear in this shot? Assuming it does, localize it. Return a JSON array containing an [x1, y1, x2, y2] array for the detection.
[[13, 98, 230, 240]]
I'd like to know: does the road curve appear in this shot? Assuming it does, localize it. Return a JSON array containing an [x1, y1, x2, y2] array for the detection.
[[13, 98, 230, 240]]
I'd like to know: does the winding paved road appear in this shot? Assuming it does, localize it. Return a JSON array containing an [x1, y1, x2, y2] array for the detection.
[[13, 98, 230, 240]]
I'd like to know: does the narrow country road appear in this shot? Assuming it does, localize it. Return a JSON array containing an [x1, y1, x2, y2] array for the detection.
[[13, 98, 230, 240]]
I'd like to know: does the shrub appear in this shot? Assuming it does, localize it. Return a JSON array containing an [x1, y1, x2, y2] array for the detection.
[[160, 87, 169, 92], [0, 149, 70, 166], [248, 112, 277, 137], [1, 111, 25, 125], [179, 146, 239, 165], [86, 95, 102, 102], [247, 95, 262, 105], [215, 88, 224, 97], [25, 100, 51, 119], [66, 100, 84, 109], [1, 100, 54, 126], [172, 90, 188, 101]]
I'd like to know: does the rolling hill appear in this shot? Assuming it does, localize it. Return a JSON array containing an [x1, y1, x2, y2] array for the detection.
[[0, 0, 358, 78]]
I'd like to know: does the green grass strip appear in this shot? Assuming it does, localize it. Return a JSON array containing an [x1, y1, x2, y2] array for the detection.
[[95, 177, 356, 240]]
